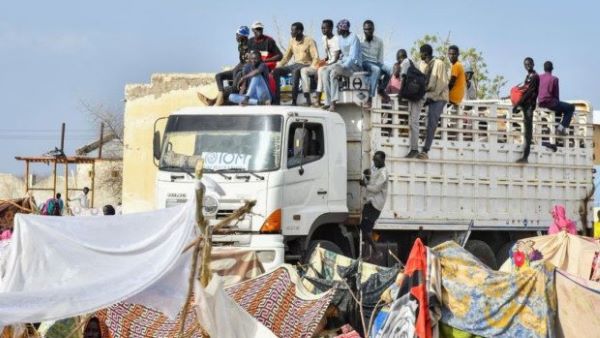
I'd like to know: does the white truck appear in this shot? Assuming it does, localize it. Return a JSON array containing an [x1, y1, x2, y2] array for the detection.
[[152, 84, 594, 270]]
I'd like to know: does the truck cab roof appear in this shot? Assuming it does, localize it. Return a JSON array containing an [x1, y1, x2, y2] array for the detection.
[[171, 105, 342, 121]]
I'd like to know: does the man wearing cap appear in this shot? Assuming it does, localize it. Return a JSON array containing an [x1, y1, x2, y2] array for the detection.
[[272, 22, 319, 105], [248, 21, 282, 71], [465, 64, 477, 100], [209, 26, 250, 106], [321, 19, 362, 112]]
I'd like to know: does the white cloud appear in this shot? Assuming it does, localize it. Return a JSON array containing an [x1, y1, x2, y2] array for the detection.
[[0, 28, 93, 54]]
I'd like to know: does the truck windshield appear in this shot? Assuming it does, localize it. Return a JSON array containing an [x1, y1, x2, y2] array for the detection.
[[159, 114, 282, 173]]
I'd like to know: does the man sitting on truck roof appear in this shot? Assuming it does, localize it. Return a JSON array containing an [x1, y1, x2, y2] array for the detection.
[[361, 20, 391, 108], [538, 61, 575, 136], [359, 150, 388, 260], [229, 50, 272, 106], [416, 44, 449, 160], [321, 19, 362, 112], [272, 22, 319, 106], [300, 19, 340, 107], [513, 57, 540, 164], [208, 26, 250, 106], [248, 21, 283, 71]]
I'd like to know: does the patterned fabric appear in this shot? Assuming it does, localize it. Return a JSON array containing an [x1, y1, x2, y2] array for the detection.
[[555, 269, 600, 337], [376, 239, 441, 338], [499, 232, 600, 280], [96, 303, 204, 338], [225, 264, 334, 338], [302, 247, 399, 330], [433, 241, 556, 338], [210, 247, 264, 286], [94, 248, 265, 338], [591, 251, 600, 282]]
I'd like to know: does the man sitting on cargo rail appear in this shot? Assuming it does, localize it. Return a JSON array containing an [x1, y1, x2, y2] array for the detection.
[[300, 19, 340, 107], [359, 151, 388, 260], [272, 22, 319, 106], [416, 44, 449, 160], [322, 19, 362, 112], [361, 20, 391, 108], [538, 61, 575, 135], [247, 21, 282, 71], [208, 26, 250, 106], [513, 57, 540, 164], [229, 50, 272, 106]]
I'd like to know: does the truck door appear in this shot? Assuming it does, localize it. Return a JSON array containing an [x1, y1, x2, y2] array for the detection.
[[282, 118, 329, 236]]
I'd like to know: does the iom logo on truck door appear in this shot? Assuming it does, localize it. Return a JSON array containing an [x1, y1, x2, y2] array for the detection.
[[202, 152, 252, 170]]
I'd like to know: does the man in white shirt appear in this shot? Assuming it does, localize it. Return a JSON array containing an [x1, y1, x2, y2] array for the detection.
[[299, 19, 340, 107], [359, 151, 388, 259], [69, 187, 90, 208]]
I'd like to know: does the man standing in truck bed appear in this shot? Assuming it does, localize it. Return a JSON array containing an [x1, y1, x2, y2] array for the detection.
[[359, 151, 389, 260], [416, 44, 449, 160]]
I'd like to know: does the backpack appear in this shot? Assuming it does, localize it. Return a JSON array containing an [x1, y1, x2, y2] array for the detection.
[[510, 85, 527, 106], [400, 60, 428, 102]]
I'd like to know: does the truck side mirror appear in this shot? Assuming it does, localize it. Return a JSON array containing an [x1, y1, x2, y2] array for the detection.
[[153, 131, 161, 161]]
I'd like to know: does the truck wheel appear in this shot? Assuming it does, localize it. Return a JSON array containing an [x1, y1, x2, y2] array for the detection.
[[495, 241, 517, 269], [302, 240, 343, 264], [465, 240, 497, 270]]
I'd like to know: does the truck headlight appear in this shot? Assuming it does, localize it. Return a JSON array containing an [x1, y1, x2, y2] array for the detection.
[[203, 195, 219, 216]]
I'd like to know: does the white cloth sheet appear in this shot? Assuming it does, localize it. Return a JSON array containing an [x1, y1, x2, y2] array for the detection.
[[0, 199, 195, 325]]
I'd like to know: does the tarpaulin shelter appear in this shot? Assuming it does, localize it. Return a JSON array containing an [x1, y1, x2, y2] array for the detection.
[[433, 241, 556, 337], [0, 199, 275, 338]]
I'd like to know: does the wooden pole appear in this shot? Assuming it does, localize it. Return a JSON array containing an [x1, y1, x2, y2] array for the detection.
[[98, 122, 104, 159], [90, 161, 96, 208], [24, 160, 29, 193], [64, 162, 69, 212], [178, 159, 210, 338], [52, 160, 57, 198], [60, 122, 66, 153]]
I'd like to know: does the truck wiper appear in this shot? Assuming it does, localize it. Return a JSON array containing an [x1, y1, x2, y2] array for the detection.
[[213, 169, 233, 180], [161, 165, 195, 179], [227, 168, 265, 181]]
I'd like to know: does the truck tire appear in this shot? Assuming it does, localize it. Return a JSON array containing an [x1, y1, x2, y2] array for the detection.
[[302, 240, 343, 264], [465, 240, 497, 270], [495, 241, 516, 268]]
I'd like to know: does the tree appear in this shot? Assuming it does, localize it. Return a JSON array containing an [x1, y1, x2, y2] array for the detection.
[[410, 33, 507, 99], [79, 100, 124, 203]]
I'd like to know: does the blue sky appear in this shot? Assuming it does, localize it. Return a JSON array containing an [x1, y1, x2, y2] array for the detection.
[[1, 0, 598, 175]]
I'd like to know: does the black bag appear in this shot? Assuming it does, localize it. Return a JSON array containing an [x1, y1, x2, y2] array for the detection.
[[400, 60, 427, 101]]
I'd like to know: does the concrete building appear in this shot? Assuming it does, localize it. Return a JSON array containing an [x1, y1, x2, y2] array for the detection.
[[122, 73, 215, 213]]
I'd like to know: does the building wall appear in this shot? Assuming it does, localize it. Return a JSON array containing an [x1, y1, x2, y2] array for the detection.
[[594, 125, 600, 165], [122, 73, 215, 213]]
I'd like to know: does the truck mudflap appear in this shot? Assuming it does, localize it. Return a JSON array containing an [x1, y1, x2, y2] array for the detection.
[[212, 233, 284, 272]]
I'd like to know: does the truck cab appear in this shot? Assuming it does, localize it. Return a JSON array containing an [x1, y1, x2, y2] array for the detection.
[[153, 106, 354, 270]]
